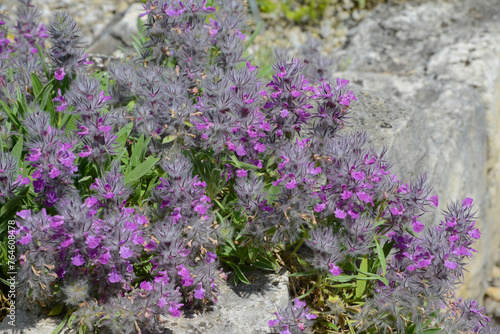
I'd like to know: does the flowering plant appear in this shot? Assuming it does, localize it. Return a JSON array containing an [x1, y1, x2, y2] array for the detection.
[[0, 0, 497, 333]]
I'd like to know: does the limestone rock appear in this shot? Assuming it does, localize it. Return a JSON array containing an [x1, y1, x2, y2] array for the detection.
[[88, 3, 146, 55], [486, 287, 500, 302]]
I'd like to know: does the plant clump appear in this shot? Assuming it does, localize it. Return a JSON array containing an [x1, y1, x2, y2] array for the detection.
[[0, 0, 497, 333]]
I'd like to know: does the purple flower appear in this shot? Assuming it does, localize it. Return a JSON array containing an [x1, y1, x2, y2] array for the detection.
[[79, 146, 92, 158], [140, 281, 153, 291], [19, 233, 32, 245], [108, 269, 122, 283], [390, 205, 404, 216], [119, 246, 134, 259], [314, 202, 326, 212], [26, 149, 41, 162], [98, 249, 111, 264], [444, 259, 458, 270], [169, 302, 184, 317], [428, 195, 439, 207], [268, 319, 279, 327], [236, 169, 248, 178], [254, 142, 266, 153], [71, 250, 85, 266], [462, 197, 473, 208], [158, 297, 167, 308], [48, 166, 61, 179], [206, 251, 217, 264], [86, 235, 100, 249], [236, 145, 247, 156], [335, 208, 347, 219], [351, 170, 365, 181], [337, 91, 357, 106], [356, 191, 373, 206], [285, 178, 297, 189], [194, 283, 205, 299], [412, 220, 425, 233], [55, 67, 66, 81], [468, 228, 481, 239], [247, 61, 257, 72], [50, 215, 64, 229], [341, 189, 353, 200], [329, 263, 341, 276], [13, 175, 31, 186], [177, 265, 193, 286], [60, 236, 74, 248]]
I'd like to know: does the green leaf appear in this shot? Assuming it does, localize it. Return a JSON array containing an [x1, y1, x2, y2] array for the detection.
[[11, 135, 23, 163], [266, 154, 277, 169], [67, 312, 78, 329], [143, 175, 159, 201], [356, 255, 368, 298], [383, 239, 395, 258], [329, 283, 357, 289], [47, 304, 64, 316], [38, 83, 53, 111], [115, 122, 134, 146], [16, 87, 29, 116], [324, 322, 339, 330], [375, 238, 387, 276], [244, 21, 264, 51], [130, 134, 145, 167], [267, 184, 281, 202], [31, 73, 43, 98], [326, 274, 357, 283], [406, 323, 417, 334], [162, 134, 177, 144], [0, 277, 16, 287], [64, 115, 77, 135], [142, 137, 151, 161], [124, 157, 159, 184], [247, 247, 258, 262], [228, 155, 261, 170], [183, 120, 193, 127], [226, 261, 251, 285], [0, 187, 28, 223], [35, 42, 50, 79], [0, 100, 21, 128], [252, 256, 277, 271], [422, 328, 442, 334], [50, 311, 70, 334], [59, 113, 72, 129], [296, 255, 311, 268], [126, 100, 136, 112], [78, 176, 92, 183], [45, 95, 56, 126], [298, 284, 317, 299], [289, 271, 316, 277]]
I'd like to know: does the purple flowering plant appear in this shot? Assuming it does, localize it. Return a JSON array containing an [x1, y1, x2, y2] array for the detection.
[[0, 0, 498, 333]]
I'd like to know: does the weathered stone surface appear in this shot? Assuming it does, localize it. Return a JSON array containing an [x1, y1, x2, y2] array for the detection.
[[0, 269, 289, 334], [87, 3, 146, 56], [486, 287, 500, 302], [331, 0, 500, 301]]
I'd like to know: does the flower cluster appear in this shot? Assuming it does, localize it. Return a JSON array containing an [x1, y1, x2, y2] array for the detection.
[[149, 151, 220, 304], [268, 298, 318, 334], [47, 11, 91, 77], [22, 118, 78, 206], [0, 0, 48, 102], [357, 198, 489, 333]]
